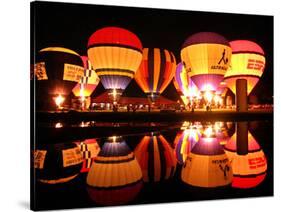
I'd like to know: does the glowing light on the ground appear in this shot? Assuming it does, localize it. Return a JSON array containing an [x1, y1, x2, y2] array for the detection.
[[214, 95, 222, 105], [55, 122, 63, 128], [109, 136, 120, 143], [204, 90, 213, 103], [54, 94, 65, 109]]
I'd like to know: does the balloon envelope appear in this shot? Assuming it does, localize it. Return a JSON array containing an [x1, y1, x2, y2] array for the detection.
[[33, 142, 83, 184], [224, 40, 265, 95], [181, 136, 233, 188], [87, 27, 143, 92], [74, 138, 100, 173], [224, 132, 267, 188], [87, 139, 143, 205], [134, 133, 177, 182], [181, 32, 232, 92], [174, 128, 200, 164], [135, 48, 177, 101], [174, 62, 198, 98], [72, 56, 100, 97], [35, 47, 84, 96]]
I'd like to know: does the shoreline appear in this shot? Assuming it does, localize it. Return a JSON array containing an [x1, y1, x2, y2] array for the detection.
[[36, 110, 273, 123]]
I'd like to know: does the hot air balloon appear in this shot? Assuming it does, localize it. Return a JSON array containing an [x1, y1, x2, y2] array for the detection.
[[181, 32, 232, 103], [33, 142, 83, 184], [135, 48, 177, 102], [72, 56, 100, 97], [134, 133, 177, 182], [87, 137, 143, 205], [74, 138, 100, 173], [173, 62, 199, 105], [224, 40, 266, 95], [181, 126, 233, 188], [224, 131, 267, 189], [34, 47, 84, 110], [174, 126, 200, 164], [87, 27, 143, 102], [71, 56, 100, 110]]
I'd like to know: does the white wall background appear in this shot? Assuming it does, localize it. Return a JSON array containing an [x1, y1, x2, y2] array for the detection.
[[0, 0, 279, 211]]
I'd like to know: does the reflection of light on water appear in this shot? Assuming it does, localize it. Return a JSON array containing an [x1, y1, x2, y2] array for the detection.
[[55, 122, 63, 128], [181, 122, 202, 138], [181, 121, 190, 130], [80, 121, 90, 128], [214, 122, 223, 133], [190, 129, 198, 141], [203, 126, 214, 139], [226, 122, 233, 129], [184, 128, 200, 143]]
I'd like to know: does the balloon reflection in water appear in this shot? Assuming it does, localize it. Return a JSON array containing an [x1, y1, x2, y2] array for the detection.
[[224, 132, 267, 189], [181, 126, 233, 188], [74, 138, 100, 173], [33, 143, 83, 184], [214, 122, 230, 145], [174, 125, 200, 164], [134, 133, 177, 182], [87, 137, 143, 206]]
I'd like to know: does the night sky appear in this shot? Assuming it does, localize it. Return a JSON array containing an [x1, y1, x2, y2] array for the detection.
[[31, 1, 273, 103]]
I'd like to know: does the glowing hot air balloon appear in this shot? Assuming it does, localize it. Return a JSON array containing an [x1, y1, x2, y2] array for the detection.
[[134, 133, 177, 182], [224, 40, 266, 95], [213, 122, 230, 145], [34, 47, 84, 110], [33, 142, 83, 184], [87, 137, 143, 205], [135, 48, 177, 102], [87, 27, 143, 101], [173, 62, 199, 104], [74, 138, 100, 173], [224, 131, 267, 189], [72, 56, 100, 98], [181, 32, 232, 102], [181, 126, 233, 188], [174, 126, 200, 164]]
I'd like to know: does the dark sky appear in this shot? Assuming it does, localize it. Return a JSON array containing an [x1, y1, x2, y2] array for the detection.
[[31, 1, 273, 102]]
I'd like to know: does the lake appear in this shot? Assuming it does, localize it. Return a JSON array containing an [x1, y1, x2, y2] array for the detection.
[[32, 119, 273, 210]]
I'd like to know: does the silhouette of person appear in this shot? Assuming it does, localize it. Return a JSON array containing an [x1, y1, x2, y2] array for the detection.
[[218, 49, 228, 65]]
